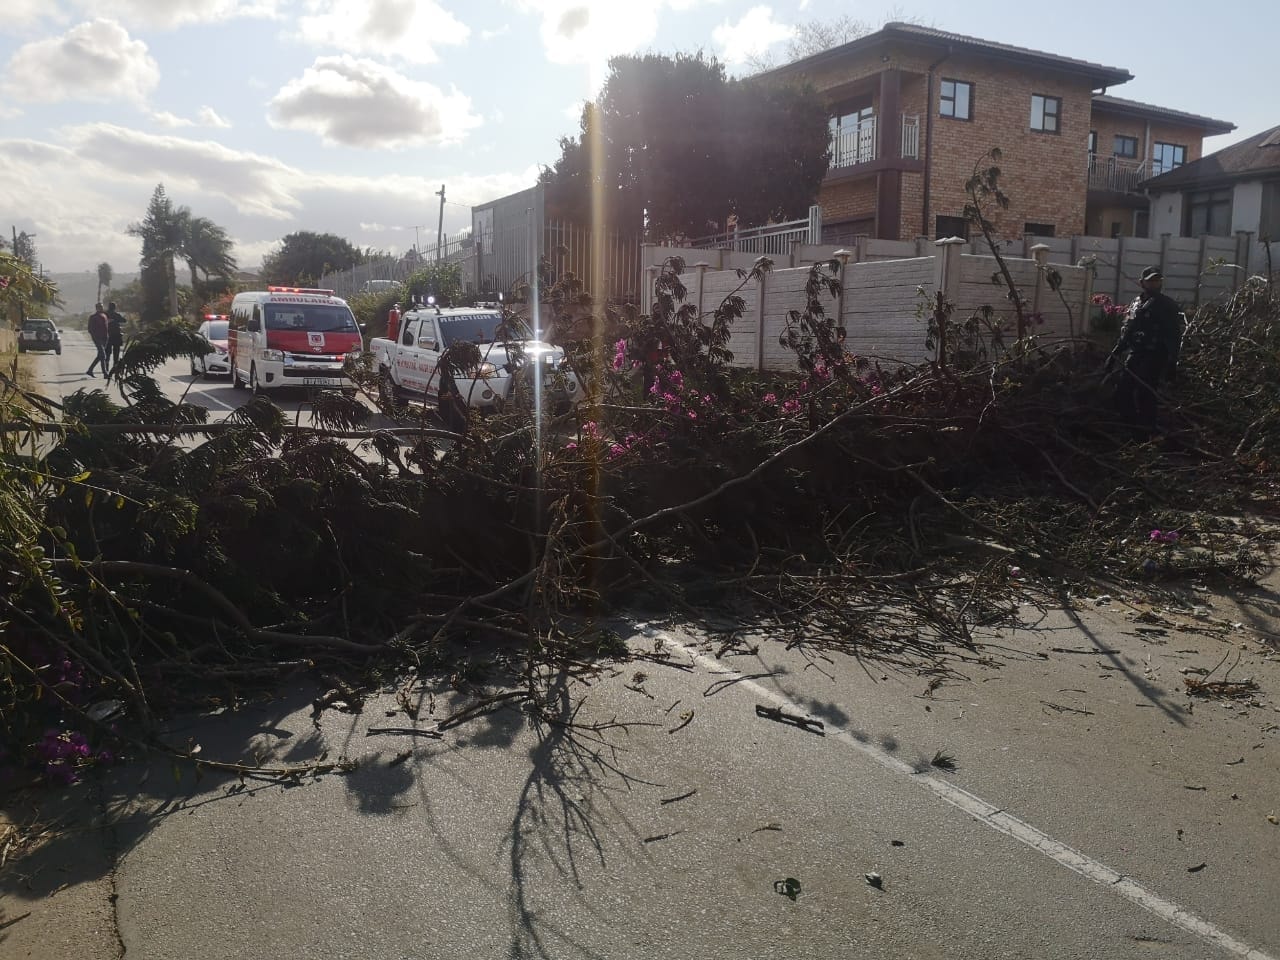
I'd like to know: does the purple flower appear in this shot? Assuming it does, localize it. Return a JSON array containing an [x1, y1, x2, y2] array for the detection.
[[608, 444, 625, 459], [564, 441, 578, 451], [762, 393, 777, 405], [781, 399, 802, 415]]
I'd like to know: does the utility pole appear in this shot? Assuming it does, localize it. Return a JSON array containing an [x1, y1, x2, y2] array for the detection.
[[435, 184, 446, 262]]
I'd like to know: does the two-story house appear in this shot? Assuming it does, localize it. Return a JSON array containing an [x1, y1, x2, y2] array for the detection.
[[761, 23, 1233, 244], [1086, 96, 1234, 238]]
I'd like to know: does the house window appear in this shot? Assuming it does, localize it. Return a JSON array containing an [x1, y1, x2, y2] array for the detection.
[[828, 104, 876, 166], [1260, 182, 1280, 240], [1151, 142, 1186, 176], [1134, 209, 1150, 238], [1024, 222, 1056, 238], [940, 79, 973, 120], [1185, 187, 1233, 237], [1114, 135, 1138, 159], [1088, 130, 1097, 155], [1030, 94, 1061, 133], [935, 215, 969, 241]]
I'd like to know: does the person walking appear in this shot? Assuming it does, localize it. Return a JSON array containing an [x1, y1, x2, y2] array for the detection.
[[86, 302, 110, 377], [1105, 266, 1183, 437], [105, 301, 127, 373]]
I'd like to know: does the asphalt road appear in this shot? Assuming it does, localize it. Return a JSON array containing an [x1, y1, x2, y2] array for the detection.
[[3, 332, 1280, 959], [28, 329, 367, 422]]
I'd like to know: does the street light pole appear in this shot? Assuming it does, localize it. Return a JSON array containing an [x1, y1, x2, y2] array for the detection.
[[435, 185, 446, 262]]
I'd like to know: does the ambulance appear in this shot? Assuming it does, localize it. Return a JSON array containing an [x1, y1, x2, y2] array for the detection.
[[229, 287, 363, 393]]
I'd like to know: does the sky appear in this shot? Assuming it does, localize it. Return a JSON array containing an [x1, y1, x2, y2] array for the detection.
[[0, 0, 1273, 274]]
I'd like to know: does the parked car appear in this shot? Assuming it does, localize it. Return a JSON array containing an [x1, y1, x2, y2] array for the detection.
[[17, 318, 61, 355], [369, 300, 581, 411], [362, 280, 401, 295], [192, 315, 232, 377]]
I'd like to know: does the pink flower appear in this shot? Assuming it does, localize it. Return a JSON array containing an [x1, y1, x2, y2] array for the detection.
[[612, 339, 627, 372], [762, 393, 777, 405], [564, 442, 577, 451], [781, 399, 801, 415], [688, 410, 697, 420], [608, 444, 625, 459]]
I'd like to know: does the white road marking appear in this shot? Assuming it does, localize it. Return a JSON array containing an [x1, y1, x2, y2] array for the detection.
[[666, 636, 1276, 960], [168, 376, 235, 411]]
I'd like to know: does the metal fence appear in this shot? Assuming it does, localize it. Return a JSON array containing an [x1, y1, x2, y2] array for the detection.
[[684, 206, 823, 257]]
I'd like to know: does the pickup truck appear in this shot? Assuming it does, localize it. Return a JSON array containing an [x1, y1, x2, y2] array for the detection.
[[370, 303, 582, 411]]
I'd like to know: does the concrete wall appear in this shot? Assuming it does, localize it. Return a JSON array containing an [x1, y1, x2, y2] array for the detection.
[[650, 245, 1093, 373]]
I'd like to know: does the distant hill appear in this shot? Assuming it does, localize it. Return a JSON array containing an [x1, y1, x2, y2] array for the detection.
[[45, 270, 139, 321]]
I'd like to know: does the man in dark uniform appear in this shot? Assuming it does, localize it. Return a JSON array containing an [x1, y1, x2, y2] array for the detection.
[[105, 301, 127, 373], [1106, 266, 1183, 437]]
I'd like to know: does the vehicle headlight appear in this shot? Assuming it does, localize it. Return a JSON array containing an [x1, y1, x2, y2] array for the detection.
[[473, 361, 499, 379], [261, 349, 283, 362]]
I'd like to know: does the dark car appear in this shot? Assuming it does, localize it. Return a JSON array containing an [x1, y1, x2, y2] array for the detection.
[[18, 318, 61, 355]]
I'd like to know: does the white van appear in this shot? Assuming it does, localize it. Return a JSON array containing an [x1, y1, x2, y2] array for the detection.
[[229, 287, 363, 393]]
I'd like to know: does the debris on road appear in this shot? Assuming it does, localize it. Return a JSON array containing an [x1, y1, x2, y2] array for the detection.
[[1187, 862, 1207, 873], [890, 839, 905, 847], [930, 749, 959, 772], [659, 789, 696, 805], [667, 709, 694, 734], [773, 877, 802, 901], [642, 831, 683, 844], [864, 872, 884, 889], [755, 703, 825, 735]]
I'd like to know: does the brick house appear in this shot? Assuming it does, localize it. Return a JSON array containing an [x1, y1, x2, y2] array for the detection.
[[1086, 96, 1234, 238], [760, 23, 1234, 244]]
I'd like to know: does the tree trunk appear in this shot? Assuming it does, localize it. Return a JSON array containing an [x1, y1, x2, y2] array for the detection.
[[167, 257, 179, 320]]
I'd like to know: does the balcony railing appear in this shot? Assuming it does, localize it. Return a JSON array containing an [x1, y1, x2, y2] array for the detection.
[[1087, 154, 1151, 194], [828, 115, 921, 171]]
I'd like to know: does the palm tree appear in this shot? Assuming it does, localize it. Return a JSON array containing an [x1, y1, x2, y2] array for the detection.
[[183, 217, 237, 296], [96, 262, 113, 301]]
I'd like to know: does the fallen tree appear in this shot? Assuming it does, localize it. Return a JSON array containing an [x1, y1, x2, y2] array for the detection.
[[1, 258, 1277, 787]]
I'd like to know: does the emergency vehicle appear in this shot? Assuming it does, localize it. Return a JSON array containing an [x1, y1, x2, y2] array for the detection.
[[229, 287, 363, 393], [369, 298, 581, 411]]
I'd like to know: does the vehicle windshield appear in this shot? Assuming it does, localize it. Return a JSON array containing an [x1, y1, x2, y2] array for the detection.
[[23, 320, 53, 330], [437, 312, 531, 348], [204, 321, 229, 339], [264, 304, 357, 333]]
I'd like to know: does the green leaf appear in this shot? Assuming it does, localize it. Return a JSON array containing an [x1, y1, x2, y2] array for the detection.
[[114, 495, 126, 510]]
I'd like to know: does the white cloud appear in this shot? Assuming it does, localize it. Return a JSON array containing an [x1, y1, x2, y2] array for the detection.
[[72, 0, 282, 29], [0, 124, 537, 270], [151, 110, 195, 128], [515, 0, 726, 89], [480, 25, 510, 40], [298, 0, 469, 63], [267, 55, 482, 148], [151, 106, 234, 129], [563, 100, 584, 123], [7, 0, 65, 27], [2, 19, 159, 105], [713, 5, 794, 66], [198, 106, 232, 128]]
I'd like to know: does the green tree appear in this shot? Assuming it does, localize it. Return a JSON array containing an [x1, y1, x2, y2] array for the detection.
[[1, 250, 59, 326], [260, 232, 363, 286], [128, 184, 187, 323], [127, 185, 237, 325], [12, 231, 38, 268], [97, 262, 113, 301], [540, 53, 829, 240]]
